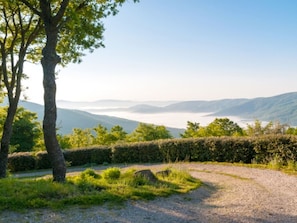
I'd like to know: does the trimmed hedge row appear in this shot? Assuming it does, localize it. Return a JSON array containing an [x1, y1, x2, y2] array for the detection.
[[112, 141, 163, 163], [8, 135, 297, 172], [8, 146, 111, 172]]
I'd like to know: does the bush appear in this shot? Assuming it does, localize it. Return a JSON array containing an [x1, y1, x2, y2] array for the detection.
[[63, 146, 112, 166], [112, 141, 162, 163], [80, 168, 101, 179], [102, 167, 121, 180], [158, 139, 193, 162], [8, 152, 36, 172], [35, 151, 52, 170], [7, 135, 297, 172], [207, 137, 255, 163], [253, 135, 297, 164]]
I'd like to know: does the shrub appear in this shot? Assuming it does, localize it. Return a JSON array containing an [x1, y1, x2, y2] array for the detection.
[[80, 168, 101, 179], [8, 152, 36, 172], [159, 139, 192, 162], [253, 135, 297, 164], [7, 135, 297, 172], [63, 146, 112, 166], [112, 141, 162, 163], [102, 167, 121, 180], [35, 151, 52, 170]]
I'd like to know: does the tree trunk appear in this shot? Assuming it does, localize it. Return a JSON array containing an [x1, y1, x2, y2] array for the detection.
[[0, 101, 18, 178], [41, 28, 66, 182]]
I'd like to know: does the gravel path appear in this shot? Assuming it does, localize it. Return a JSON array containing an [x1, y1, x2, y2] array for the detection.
[[1, 163, 297, 223]]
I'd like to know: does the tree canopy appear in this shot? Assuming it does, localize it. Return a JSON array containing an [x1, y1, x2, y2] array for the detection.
[[11, 0, 139, 182], [0, 0, 43, 178]]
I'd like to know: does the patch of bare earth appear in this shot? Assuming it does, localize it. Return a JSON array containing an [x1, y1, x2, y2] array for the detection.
[[1, 164, 297, 223]]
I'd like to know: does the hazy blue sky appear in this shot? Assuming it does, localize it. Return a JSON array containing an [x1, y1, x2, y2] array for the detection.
[[23, 0, 297, 104]]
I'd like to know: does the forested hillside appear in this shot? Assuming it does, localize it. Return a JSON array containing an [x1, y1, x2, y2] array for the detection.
[[17, 101, 183, 137]]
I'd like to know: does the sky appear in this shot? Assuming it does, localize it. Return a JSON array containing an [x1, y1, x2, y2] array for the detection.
[[23, 0, 297, 104]]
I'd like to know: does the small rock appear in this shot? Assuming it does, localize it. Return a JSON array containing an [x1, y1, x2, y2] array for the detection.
[[134, 169, 158, 183], [156, 169, 171, 178]]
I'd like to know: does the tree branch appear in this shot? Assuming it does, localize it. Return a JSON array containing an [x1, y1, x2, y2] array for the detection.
[[19, 0, 42, 17], [53, 0, 70, 25]]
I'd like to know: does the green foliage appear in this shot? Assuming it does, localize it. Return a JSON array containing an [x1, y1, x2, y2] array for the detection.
[[181, 118, 244, 138], [0, 167, 199, 211], [7, 135, 297, 172], [246, 120, 288, 136], [253, 135, 297, 164], [159, 139, 192, 162], [67, 128, 94, 148], [0, 107, 43, 153], [112, 141, 163, 163], [10, 107, 42, 152], [180, 121, 200, 138], [110, 125, 128, 142], [7, 152, 36, 172], [93, 124, 127, 145], [35, 151, 51, 170], [0, 0, 44, 178], [206, 118, 244, 136], [80, 168, 101, 179], [286, 160, 297, 171], [57, 134, 72, 149], [63, 146, 112, 167], [128, 123, 172, 142], [286, 127, 297, 135], [0, 107, 6, 134], [102, 167, 121, 180]]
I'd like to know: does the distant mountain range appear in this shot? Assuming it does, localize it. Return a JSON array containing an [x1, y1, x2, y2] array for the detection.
[[7, 92, 297, 138], [57, 92, 297, 126], [16, 101, 184, 137]]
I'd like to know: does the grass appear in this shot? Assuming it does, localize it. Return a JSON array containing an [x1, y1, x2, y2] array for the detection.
[[0, 167, 201, 211]]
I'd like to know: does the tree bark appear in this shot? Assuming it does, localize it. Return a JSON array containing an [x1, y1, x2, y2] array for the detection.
[[41, 27, 66, 182], [0, 101, 18, 178]]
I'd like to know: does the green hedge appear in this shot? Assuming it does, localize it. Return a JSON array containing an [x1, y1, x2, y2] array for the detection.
[[63, 146, 112, 166], [253, 135, 297, 164], [7, 135, 297, 172], [112, 141, 162, 163], [35, 151, 51, 170], [8, 152, 36, 172]]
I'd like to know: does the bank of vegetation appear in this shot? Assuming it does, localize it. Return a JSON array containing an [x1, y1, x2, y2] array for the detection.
[[2, 107, 297, 172], [0, 167, 201, 210]]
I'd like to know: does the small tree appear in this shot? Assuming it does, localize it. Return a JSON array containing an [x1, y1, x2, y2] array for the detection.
[[0, 1, 42, 177], [68, 128, 93, 148], [180, 121, 200, 138], [10, 107, 42, 152], [205, 118, 244, 136], [128, 123, 172, 142], [20, 0, 138, 182], [93, 124, 127, 145], [93, 124, 109, 145], [246, 120, 288, 136], [182, 118, 244, 138], [110, 125, 127, 142]]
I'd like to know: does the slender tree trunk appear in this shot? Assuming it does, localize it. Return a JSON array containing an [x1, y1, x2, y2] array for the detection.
[[0, 101, 18, 178], [0, 56, 23, 178], [41, 28, 66, 182]]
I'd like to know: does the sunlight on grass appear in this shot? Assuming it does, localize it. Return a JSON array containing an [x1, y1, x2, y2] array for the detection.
[[0, 167, 201, 211]]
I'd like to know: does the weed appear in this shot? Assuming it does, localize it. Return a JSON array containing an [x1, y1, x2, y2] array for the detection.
[[102, 167, 121, 180]]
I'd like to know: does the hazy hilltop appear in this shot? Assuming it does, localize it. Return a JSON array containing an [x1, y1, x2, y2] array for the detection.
[[5, 92, 297, 138], [16, 101, 184, 137], [57, 92, 297, 126]]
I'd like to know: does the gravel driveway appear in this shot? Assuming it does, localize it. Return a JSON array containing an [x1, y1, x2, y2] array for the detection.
[[1, 163, 297, 223]]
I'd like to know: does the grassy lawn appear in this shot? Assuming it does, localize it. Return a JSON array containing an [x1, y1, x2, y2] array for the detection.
[[0, 167, 201, 211]]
